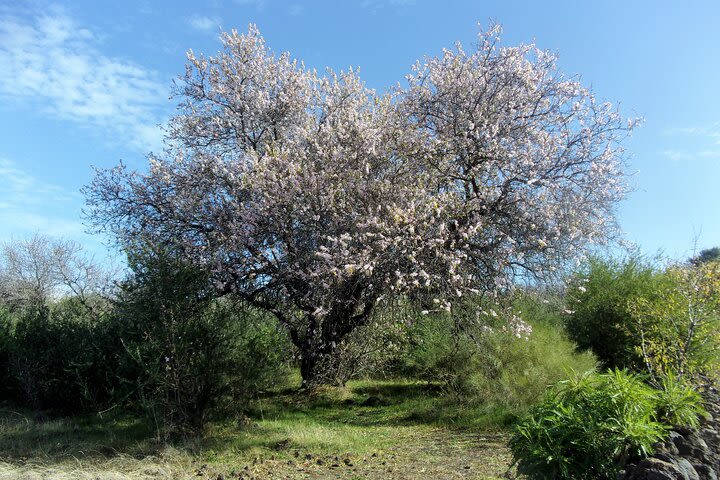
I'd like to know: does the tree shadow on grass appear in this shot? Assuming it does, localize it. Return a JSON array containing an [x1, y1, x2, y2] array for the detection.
[[248, 379, 509, 431], [0, 380, 511, 467], [0, 406, 155, 462]]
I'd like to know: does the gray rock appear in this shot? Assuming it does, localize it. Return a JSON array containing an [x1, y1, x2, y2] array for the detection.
[[673, 458, 699, 480], [692, 464, 717, 480], [632, 458, 688, 480]]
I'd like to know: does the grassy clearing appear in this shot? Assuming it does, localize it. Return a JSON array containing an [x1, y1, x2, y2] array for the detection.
[[0, 379, 516, 479]]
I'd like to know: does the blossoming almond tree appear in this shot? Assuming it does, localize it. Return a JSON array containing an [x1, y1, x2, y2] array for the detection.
[[86, 25, 636, 386]]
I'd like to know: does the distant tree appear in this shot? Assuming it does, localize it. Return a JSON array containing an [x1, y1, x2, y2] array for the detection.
[[0, 234, 110, 314], [690, 246, 720, 266], [87, 25, 636, 386]]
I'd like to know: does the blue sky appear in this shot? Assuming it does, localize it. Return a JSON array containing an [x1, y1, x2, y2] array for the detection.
[[1, 0, 719, 261]]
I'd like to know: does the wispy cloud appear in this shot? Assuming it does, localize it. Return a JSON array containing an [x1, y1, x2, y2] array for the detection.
[[0, 7, 169, 152], [661, 149, 720, 163], [662, 122, 720, 162], [188, 14, 222, 33], [664, 122, 720, 143], [0, 158, 84, 240]]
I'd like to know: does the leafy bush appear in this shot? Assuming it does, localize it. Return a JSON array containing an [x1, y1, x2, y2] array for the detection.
[[317, 308, 408, 386], [510, 369, 705, 480], [628, 262, 720, 381], [4, 301, 119, 414], [0, 306, 13, 400], [468, 319, 597, 413], [653, 374, 705, 428], [398, 293, 597, 414], [565, 254, 664, 370], [115, 249, 292, 438]]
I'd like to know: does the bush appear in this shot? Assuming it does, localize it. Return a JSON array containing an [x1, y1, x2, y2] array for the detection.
[[468, 319, 597, 413], [654, 374, 705, 428], [565, 254, 664, 370], [397, 293, 597, 414], [510, 369, 705, 480], [0, 306, 13, 400], [4, 301, 119, 414], [316, 307, 408, 386], [628, 262, 720, 382], [115, 249, 292, 438]]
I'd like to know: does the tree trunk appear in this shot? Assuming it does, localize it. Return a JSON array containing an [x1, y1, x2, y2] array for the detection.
[[292, 302, 375, 388], [298, 338, 342, 388]]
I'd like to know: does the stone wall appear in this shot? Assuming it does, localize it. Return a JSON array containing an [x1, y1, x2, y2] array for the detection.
[[618, 387, 720, 480]]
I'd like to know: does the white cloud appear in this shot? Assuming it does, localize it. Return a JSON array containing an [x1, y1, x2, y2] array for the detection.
[[661, 150, 692, 162], [662, 122, 720, 162], [664, 122, 720, 143], [188, 15, 222, 33], [661, 149, 720, 162], [0, 8, 169, 152]]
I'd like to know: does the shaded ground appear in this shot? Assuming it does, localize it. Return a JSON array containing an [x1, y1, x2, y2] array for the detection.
[[0, 380, 516, 479]]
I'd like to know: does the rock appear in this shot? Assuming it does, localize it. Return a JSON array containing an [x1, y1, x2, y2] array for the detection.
[[673, 458, 699, 480], [692, 464, 717, 480], [635, 458, 687, 480], [621, 386, 720, 480], [273, 439, 291, 451]]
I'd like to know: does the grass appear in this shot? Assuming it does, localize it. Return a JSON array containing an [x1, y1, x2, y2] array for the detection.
[[0, 379, 516, 479]]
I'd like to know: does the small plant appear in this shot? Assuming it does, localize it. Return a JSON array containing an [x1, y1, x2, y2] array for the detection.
[[653, 374, 706, 428], [510, 369, 704, 480]]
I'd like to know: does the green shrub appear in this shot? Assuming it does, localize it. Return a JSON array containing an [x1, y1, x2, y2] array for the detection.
[[320, 309, 408, 385], [510, 369, 705, 480], [468, 319, 597, 413], [5, 301, 118, 414], [653, 374, 705, 428], [0, 306, 12, 400], [628, 262, 720, 381], [399, 313, 479, 392], [397, 293, 597, 415], [115, 248, 292, 438], [565, 254, 664, 370]]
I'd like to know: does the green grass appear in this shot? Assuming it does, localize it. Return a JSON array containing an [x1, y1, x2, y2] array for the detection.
[[0, 379, 516, 479]]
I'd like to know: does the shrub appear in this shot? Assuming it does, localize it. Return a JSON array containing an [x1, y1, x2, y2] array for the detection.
[[5, 301, 118, 414], [628, 262, 720, 382], [0, 306, 12, 400], [468, 319, 597, 413], [565, 254, 664, 370], [115, 248, 292, 438], [398, 293, 597, 414], [316, 308, 408, 386], [653, 374, 705, 428], [510, 369, 705, 480]]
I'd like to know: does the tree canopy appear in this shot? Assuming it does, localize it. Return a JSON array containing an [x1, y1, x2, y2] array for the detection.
[[86, 25, 636, 384]]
